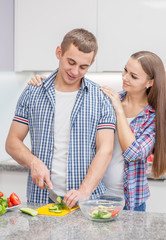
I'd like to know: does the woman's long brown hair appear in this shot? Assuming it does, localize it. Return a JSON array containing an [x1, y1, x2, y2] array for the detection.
[[131, 51, 166, 178]]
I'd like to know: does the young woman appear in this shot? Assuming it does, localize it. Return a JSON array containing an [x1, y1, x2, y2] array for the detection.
[[28, 51, 166, 211], [101, 51, 166, 211]]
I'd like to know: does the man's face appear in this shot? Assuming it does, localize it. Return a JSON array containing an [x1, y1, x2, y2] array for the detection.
[[56, 43, 94, 89]]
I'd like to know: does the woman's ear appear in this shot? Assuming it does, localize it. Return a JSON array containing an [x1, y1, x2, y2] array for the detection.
[[56, 46, 62, 60], [148, 79, 154, 88]]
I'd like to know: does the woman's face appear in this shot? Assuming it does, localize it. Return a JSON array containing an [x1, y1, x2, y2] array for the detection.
[[122, 57, 153, 94]]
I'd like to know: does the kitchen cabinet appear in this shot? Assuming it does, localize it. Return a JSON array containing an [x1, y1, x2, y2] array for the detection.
[[97, 0, 166, 71], [14, 0, 97, 72], [0, 0, 14, 71]]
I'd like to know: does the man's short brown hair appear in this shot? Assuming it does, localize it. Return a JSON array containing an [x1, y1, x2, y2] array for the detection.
[[61, 28, 98, 61]]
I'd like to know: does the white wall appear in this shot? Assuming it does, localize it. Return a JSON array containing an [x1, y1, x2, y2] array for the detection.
[[0, 72, 33, 162], [0, 0, 14, 71], [0, 71, 123, 162]]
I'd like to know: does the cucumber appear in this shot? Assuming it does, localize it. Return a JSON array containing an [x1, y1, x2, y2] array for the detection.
[[20, 207, 38, 216], [49, 209, 62, 213], [56, 196, 63, 204], [101, 213, 112, 219], [49, 204, 63, 210], [56, 196, 70, 210]]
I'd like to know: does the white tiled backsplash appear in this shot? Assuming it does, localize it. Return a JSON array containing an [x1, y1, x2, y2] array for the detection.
[[0, 71, 123, 162]]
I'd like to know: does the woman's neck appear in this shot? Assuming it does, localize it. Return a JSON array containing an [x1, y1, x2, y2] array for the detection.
[[122, 92, 148, 117], [124, 92, 148, 108]]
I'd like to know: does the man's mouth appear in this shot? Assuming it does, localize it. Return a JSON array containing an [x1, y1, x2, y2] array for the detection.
[[67, 73, 77, 81]]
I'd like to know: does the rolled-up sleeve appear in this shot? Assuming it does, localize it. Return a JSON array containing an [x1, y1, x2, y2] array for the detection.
[[122, 117, 155, 162], [97, 94, 116, 131], [13, 86, 30, 125]]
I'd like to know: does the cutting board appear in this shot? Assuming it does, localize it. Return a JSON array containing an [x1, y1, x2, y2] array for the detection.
[[36, 203, 79, 216]]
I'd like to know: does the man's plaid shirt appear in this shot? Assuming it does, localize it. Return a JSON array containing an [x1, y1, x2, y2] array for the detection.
[[13, 70, 116, 203]]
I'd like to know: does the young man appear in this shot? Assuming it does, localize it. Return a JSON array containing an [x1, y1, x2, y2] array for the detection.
[[6, 28, 116, 208]]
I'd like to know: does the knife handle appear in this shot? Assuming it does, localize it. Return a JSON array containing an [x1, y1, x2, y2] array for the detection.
[[44, 181, 49, 190]]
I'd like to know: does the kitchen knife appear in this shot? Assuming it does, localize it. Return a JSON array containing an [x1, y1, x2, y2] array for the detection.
[[44, 182, 71, 210], [44, 182, 59, 204]]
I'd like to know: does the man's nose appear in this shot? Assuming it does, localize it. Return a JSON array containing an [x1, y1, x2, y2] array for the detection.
[[71, 66, 79, 75]]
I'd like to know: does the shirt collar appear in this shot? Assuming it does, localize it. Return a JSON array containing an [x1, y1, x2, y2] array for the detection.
[[119, 90, 155, 115], [80, 76, 89, 91], [43, 69, 88, 92], [42, 69, 58, 90]]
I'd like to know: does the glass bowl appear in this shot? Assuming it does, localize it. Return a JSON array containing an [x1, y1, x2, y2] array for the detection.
[[79, 195, 125, 222]]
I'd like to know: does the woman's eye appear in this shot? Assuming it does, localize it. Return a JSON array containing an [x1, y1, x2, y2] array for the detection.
[[131, 75, 137, 79], [124, 67, 127, 72]]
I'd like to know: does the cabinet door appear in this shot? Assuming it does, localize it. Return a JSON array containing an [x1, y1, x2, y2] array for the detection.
[[97, 0, 166, 71], [15, 0, 97, 72]]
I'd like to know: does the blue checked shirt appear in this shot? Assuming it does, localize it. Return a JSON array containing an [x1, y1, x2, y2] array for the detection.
[[119, 91, 155, 210], [13, 69, 116, 203]]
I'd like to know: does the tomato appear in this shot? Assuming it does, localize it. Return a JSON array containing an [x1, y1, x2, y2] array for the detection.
[[7, 197, 13, 207], [111, 208, 120, 217], [0, 192, 4, 197], [10, 193, 21, 205], [8, 201, 13, 208]]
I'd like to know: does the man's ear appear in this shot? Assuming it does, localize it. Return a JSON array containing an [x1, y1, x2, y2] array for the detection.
[[90, 57, 95, 66], [56, 46, 62, 60]]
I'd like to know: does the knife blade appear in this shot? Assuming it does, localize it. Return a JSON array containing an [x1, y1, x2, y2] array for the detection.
[[44, 182, 70, 210], [44, 182, 59, 204]]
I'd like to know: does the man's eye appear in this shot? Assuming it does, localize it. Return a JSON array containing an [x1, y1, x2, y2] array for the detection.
[[124, 67, 127, 72], [68, 61, 75, 65], [80, 66, 87, 70]]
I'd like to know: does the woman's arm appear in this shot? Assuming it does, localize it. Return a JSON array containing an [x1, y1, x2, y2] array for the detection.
[[101, 86, 155, 162], [101, 86, 136, 151]]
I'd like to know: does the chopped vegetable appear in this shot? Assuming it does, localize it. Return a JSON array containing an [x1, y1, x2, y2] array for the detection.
[[56, 196, 70, 210], [0, 196, 8, 208], [49, 209, 62, 213], [20, 207, 38, 216], [89, 205, 121, 219], [0, 194, 7, 215], [0, 192, 4, 197], [0, 205, 6, 215], [56, 196, 63, 204], [0, 192, 21, 215], [10, 193, 21, 205], [48, 196, 70, 213], [7, 197, 13, 207]]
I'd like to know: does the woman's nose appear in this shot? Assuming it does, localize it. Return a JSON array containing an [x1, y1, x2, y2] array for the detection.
[[123, 72, 129, 80]]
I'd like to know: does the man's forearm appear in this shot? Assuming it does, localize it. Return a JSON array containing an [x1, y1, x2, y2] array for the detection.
[[78, 150, 112, 195], [6, 137, 35, 169]]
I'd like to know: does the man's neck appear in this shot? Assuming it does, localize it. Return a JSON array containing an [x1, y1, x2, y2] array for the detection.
[[54, 74, 81, 92]]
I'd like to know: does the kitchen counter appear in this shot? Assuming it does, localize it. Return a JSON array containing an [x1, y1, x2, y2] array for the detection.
[[1, 159, 166, 180], [0, 203, 166, 240], [0, 159, 28, 172], [1, 159, 166, 214]]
